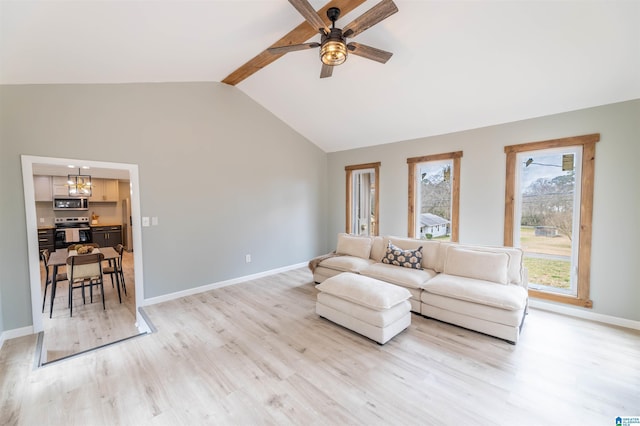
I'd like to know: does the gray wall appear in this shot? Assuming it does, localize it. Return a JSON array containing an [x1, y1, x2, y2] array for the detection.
[[0, 82, 328, 330], [1, 82, 637, 334], [327, 99, 640, 322]]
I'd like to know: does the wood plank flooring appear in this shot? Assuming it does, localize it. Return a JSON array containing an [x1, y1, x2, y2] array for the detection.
[[40, 251, 139, 363], [1, 267, 639, 425]]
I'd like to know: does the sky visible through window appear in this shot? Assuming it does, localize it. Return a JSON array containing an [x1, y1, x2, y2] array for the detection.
[[521, 153, 572, 188]]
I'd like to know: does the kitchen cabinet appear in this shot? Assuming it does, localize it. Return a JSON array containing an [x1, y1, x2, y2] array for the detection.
[[34, 175, 53, 201], [50, 176, 119, 201], [91, 225, 122, 248], [89, 178, 119, 202], [38, 228, 55, 252], [52, 176, 70, 197]]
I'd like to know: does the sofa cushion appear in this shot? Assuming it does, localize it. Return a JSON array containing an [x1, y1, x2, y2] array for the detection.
[[316, 273, 411, 311], [421, 293, 525, 327], [423, 274, 528, 311], [318, 255, 375, 273], [382, 242, 423, 269], [362, 262, 436, 289], [437, 243, 524, 284], [444, 246, 509, 284], [387, 236, 440, 270], [336, 233, 372, 259]]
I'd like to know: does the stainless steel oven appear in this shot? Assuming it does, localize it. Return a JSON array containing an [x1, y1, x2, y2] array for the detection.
[[54, 217, 92, 249], [53, 197, 89, 211]]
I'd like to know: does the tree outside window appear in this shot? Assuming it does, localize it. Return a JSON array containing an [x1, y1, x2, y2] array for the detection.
[[407, 151, 461, 241], [504, 134, 599, 308]]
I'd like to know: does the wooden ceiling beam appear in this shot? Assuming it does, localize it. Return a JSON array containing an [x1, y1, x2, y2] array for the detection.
[[221, 0, 366, 86]]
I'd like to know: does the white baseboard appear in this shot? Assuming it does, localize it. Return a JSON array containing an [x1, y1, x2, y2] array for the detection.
[[142, 262, 308, 306], [529, 299, 640, 330], [0, 325, 34, 350]]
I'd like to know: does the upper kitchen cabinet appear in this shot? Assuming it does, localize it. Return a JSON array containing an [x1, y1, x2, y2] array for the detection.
[[89, 178, 119, 202], [33, 175, 53, 201], [45, 176, 120, 201], [52, 176, 69, 197]]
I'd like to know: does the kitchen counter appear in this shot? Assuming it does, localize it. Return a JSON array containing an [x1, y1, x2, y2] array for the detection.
[[37, 225, 55, 230], [90, 223, 122, 227]]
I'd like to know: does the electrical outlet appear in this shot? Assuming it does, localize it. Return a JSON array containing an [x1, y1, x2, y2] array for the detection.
[[245, 254, 251, 263], [152, 216, 158, 226], [39, 218, 44, 223], [142, 217, 150, 227]]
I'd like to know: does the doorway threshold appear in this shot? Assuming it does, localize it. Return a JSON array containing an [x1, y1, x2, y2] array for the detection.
[[34, 307, 156, 368]]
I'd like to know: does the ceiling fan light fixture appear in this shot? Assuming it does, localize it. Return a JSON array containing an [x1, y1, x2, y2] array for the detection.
[[320, 38, 347, 66], [320, 7, 347, 66], [257, 1, 397, 81]]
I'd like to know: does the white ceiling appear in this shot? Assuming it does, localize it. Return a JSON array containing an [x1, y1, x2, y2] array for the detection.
[[2, 1, 639, 152]]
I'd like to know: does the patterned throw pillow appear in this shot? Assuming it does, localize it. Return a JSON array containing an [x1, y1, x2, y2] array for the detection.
[[382, 242, 423, 269]]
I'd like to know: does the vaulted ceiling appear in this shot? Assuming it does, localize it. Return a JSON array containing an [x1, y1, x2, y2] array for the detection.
[[2, 1, 638, 152]]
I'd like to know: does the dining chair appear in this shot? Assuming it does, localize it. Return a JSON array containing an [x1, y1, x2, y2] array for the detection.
[[66, 252, 105, 317], [103, 244, 126, 301], [40, 249, 68, 313]]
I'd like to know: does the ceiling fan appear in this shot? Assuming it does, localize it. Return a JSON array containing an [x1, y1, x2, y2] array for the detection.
[[268, 0, 398, 78]]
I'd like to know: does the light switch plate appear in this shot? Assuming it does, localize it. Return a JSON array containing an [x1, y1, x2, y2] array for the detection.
[[142, 217, 150, 227]]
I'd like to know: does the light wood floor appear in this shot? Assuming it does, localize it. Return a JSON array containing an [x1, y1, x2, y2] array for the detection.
[[1, 267, 639, 425], [40, 251, 139, 364]]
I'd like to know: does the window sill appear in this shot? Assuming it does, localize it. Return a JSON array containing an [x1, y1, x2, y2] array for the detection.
[[528, 288, 593, 308]]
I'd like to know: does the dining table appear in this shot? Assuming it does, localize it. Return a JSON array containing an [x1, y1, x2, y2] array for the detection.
[[48, 246, 122, 318]]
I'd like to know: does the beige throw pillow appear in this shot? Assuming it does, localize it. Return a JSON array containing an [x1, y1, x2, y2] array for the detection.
[[444, 247, 510, 284], [336, 233, 373, 259]]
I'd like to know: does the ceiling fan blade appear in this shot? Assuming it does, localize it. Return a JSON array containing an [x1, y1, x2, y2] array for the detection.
[[347, 42, 393, 63], [320, 63, 334, 78], [342, 0, 398, 39], [268, 42, 320, 55], [288, 0, 330, 35]]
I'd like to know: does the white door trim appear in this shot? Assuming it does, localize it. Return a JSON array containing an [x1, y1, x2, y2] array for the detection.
[[21, 155, 145, 332]]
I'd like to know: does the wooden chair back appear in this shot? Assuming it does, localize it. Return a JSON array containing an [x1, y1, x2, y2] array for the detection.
[[67, 252, 105, 282]]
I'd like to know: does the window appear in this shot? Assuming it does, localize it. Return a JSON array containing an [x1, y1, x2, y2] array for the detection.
[[504, 134, 599, 307], [345, 162, 380, 236], [407, 151, 462, 241]]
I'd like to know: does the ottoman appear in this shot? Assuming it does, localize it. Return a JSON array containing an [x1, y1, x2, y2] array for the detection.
[[315, 272, 412, 344]]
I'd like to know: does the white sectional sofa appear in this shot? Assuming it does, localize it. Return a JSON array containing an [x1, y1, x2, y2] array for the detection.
[[311, 233, 529, 343]]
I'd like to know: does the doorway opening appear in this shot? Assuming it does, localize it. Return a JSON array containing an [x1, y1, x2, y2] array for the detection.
[[21, 155, 149, 364]]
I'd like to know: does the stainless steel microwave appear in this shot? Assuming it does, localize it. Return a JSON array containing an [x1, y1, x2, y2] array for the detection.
[[53, 197, 89, 211]]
